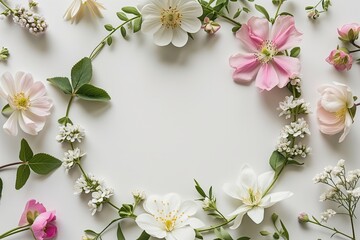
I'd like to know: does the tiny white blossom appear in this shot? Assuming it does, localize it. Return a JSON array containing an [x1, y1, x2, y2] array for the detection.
[[331, 166, 343, 176], [62, 148, 85, 171], [278, 96, 310, 119], [313, 172, 328, 183], [74, 173, 102, 194], [319, 189, 337, 202], [12, 6, 47, 34], [56, 123, 85, 143], [132, 190, 146, 202], [348, 188, 360, 198], [337, 159, 346, 167], [321, 209, 336, 222]]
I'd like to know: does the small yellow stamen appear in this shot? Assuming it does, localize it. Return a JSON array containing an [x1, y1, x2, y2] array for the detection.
[[13, 92, 30, 110], [165, 219, 174, 231], [256, 40, 278, 64], [160, 7, 182, 29]]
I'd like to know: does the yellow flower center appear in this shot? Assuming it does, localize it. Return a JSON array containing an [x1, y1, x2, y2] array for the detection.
[[13, 92, 30, 110], [242, 188, 262, 206], [335, 108, 346, 120], [164, 219, 175, 232], [256, 40, 278, 64], [160, 7, 182, 29], [153, 200, 186, 232]]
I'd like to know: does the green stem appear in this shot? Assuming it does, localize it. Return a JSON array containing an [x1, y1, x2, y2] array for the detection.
[[273, 0, 285, 21], [0, 0, 14, 13], [313, 0, 323, 8], [0, 162, 23, 170], [307, 220, 353, 239], [349, 49, 360, 53], [348, 200, 356, 240], [89, 16, 140, 60], [65, 95, 74, 120], [197, 216, 236, 233], [76, 162, 90, 182], [199, 3, 241, 27], [95, 218, 122, 239], [107, 201, 120, 211], [215, 209, 228, 222], [350, 41, 360, 49], [0, 225, 30, 239]]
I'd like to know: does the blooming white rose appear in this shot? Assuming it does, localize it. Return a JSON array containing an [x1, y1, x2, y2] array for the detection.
[[136, 193, 204, 240], [223, 165, 293, 229]]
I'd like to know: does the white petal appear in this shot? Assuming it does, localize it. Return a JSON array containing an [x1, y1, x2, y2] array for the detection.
[[64, 0, 82, 20], [22, 111, 46, 133], [178, 200, 198, 216], [18, 73, 34, 94], [186, 217, 204, 228], [169, 226, 195, 240], [3, 112, 19, 136], [260, 191, 293, 208], [135, 214, 166, 238], [164, 193, 181, 212], [143, 194, 163, 215], [142, 16, 162, 35], [19, 112, 38, 135], [153, 26, 173, 46], [29, 97, 53, 116], [172, 28, 189, 47], [339, 111, 353, 142], [247, 207, 264, 224], [27, 81, 47, 100], [229, 209, 248, 229], [228, 204, 249, 217], [257, 171, 275, 193], [180, 17, 201, 33], [1, 72, 16, 97], [141, 3, 161, 16], [223, 182, 242, 200], [178, 0, 202, 17], [86, 0, 105, 18], [236, 165, 257, 190]]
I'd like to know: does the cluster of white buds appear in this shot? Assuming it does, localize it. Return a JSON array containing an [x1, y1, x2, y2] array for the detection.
[[62, 148, 85, 171], [278, 96, 310, 119], [56, 123, 85, 143], [12, 6, 47, 34], [88, 188, 114, 215], [320, 209, 336, 222]]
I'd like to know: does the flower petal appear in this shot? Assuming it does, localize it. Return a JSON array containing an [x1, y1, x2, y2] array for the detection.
[[181, 17, 201, 33], [255, 64, 279, 91], [172, 28, 189, 47], [223, 182, 242, 200], [186, 217, 204, 228], [86, 0, 105, 18], [261, 191, 293, 208], [1, 72, 16, 97], [257, 171, 274, 193], [19, 112, 38, 135], [228, 204, 250, 217], [153, 26, 173, 46], [178, 0, 202, 17], [272, 56, 301, 88], [27, 81, 47, 101], [237, 164, 257, 190], [247, 207, 264, 224], [229, 208, 248, 229], [17, 73, 33, 93], [142, 16, 162, 35], [246, 17, 269, 43], [235, 24, 259, 52], [229, 53, 260, 83], [3, 112, 19, 136], [339, 111, 353, 142], [271, 15, 302, 51], [169, 226, 195, 240], [136, 214, 166, 238]]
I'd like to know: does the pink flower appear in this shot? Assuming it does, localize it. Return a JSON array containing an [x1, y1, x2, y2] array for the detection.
[[338, 23, 360, 42], [0, 72, 52, 136], [317, 82, 355, 143], [326, 49, 353, 71], [229, 16, 302, 91], [31, 211, 57, 240], [202, 17, 221, 34], [19, 199, 47, 226]]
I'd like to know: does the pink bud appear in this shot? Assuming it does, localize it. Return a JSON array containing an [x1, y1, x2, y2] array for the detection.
[[326, 48, 353, 71], [202, 17, 221, 34], [338, 23, 360, 42]]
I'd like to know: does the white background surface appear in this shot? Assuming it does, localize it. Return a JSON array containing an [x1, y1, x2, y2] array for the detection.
[[0, 0, 360, 239]]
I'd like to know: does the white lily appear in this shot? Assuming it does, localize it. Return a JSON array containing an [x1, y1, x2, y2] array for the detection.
[[136, 193, 204, 240], [223, 165, 293, 229]]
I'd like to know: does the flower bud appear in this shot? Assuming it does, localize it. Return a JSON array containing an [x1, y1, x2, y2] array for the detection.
[[326, 48, 353, 71], [132, 190, 146, 204], [202, 197, 217, 211], [338, 23, 360, 42], [0, 47, 9, 61], [307, 9, 319, 20], [298, 212, 309, 223], [202, 17, 221, 34]]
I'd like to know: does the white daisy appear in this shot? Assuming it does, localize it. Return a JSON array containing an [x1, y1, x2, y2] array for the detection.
[[141, 0, 203, 47]]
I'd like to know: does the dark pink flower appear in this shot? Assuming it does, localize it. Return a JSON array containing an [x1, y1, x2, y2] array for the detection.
[[229, 16, 302, 91], [31, 211, 57, 240], [338, 23, 360, 42], [326, 49, 353, 71], [19, 199, 46, 226]]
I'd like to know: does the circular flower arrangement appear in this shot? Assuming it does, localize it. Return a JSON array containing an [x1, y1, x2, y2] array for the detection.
[[0, 0, 359, 239]]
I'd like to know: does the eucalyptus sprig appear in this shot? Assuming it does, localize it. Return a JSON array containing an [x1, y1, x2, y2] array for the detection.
[[0, 139, 61, 199]]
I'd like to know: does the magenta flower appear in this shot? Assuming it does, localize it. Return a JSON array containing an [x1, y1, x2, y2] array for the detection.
[[19, 199, 46, 226], [31, 211, 57, 240], [338, 23, 360, 42], [229, 16, 302, 91], [326, 49, 353, 71]]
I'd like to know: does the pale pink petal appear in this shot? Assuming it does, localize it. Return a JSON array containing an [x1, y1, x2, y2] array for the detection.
[[136, 214, 166, 238], [29, 97, 53, 116], [3, 112, 19, 136], [19, 199, 47, 226], [1, 72, 16, 96], [246, 17, 269, 43], [169, 227, 195, 240], [153, 26, 173, 46], [317, 103, 343, 128], [230, 53, 260, 83], [19, 112, 38, 135], [255, 64, 279, 91], [247, 207, 264, 224], [272, 56, 301, 88], [27, 82, 47, 100], [22, 111, 46, 133], [235, 24, 260, 52], [14, 72, 26, 92], [339, 112, 353, 142], [271, 16, 302, 51], [172, 28, 189, 47]]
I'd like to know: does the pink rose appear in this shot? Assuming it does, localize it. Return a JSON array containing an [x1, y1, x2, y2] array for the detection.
[[31, 211, 57, 240], [338, 23, 360, 42], [317, 82, 355, 142], [19, 199, 47, 226], [326, 49, 353, 71]]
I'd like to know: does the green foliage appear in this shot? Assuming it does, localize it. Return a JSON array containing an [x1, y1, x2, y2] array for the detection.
[[76, 84, 111, 102], [255, 4, 270, 21], [15, 165, 30, 190], [118, 204, 134, 218], [19, 138, 33, 162], [28, 153, 62, 175], [136, 231, 150, 240], [105, 24, 114, 31], [0, 178, 3, 199], [71, 57, 93, 91], [121, 26, 127, 38], [117, 224, 125, 240], [133, 17, 142, 33], [107, 36, 113, 46], [47, 77, 73, 94], [260, 213, 290, 240], [58, 116, 72, 125], [122, 6, 141, 16], [214, 227, 233, 240], [269, 151, 287, 174], [1, 104, 13, 117], [117, 12, 128, 21], [290, 47, 301, 58]]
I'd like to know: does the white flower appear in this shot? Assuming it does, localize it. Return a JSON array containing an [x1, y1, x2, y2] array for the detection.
[[56, 123, 85, 143], [64, 0, 105, 23], [74, 173, 102, 194], [223, 165, 293, 228], [0, 72, 52, 135], [349, 187, 360, 198], [321, 209, 336, 222], [136, 193, 204, 240], [132, 190, 146, 201], [88, 188, 114, 215], [62, 148, 85, 171], [278, 96, 310, 119], [12, 6, 48, 34], [313, 172, 328, 183], [141, 0, 203, 47]]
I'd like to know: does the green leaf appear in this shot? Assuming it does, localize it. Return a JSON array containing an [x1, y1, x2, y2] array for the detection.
[[121, 26, 127, 38], [271, 213, 279, 224], [269, 151, 287, 173], [194, 179, 206, 198], [1, 104, 13, 117], [122, 6, 141, 16], [290, 47, 301, 57], [104, 24, 114, 31], [279, 12, 293, 16], [107, 36, 113, 46], [280, 220, 289, 240], [71, 57, 92, 91], [76, 84, 111, 102], [136, 231, 150, 240], [214, 227, 233, 240], [237, 237, 250, 240], [260, 231, 270, 236], [15, 164, 30, 190], [233, 9, 241, 19], [116, 12, 128, 21], [28, 153, 62, 175], [19, 139, 33, 162], [232, 26, 241, 33], [133, 17, 142, 33], [305, 6, 314, 10], [255, 4, 270, 21], [195, 230, 203, 239], [47, 77, 73, 94], [0, 177, 3, 199], [287, 160, 304, 166], [117, 223, 125, 240], [58, 117, 72, 125]]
